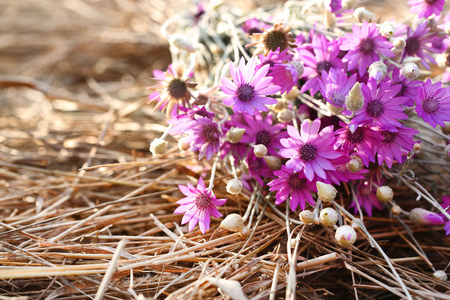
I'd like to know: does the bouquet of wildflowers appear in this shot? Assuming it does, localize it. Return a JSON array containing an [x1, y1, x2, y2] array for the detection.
[[147, 0, 450, 297]]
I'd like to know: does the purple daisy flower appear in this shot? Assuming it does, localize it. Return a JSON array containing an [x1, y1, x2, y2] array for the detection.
[[169, 106, 215, 135], [402, 21, 442, 69], [318, 68, 357, 109], [415, 78, 450, 127], [268, 166, 317, 211], [386, 68, 422, 107], [258, 49, 292, 72], [279, 118, 344, 181], [298, 34, 344, 95], [174, 177, 227, 234], [350, 180, 383, 217], [183, 116, 223, 160], [221, 57, 281, 116], [335, 123, 384, 167], [340, 22, 395, 76], [325, 0, 342, 13], [246, 151, 274, 186], [324, 157, 368, 185], [377, 126, 419, 168], [258, 50, 297, 94], [408, 0, 445, 19], [352, 78, 409, 129], [233, 112, 288, 156]]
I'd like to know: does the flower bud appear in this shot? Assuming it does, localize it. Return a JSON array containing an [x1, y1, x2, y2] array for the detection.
[[409, 208, 445, 226], [335, 225, 357, 247], [288, 60, 304, 78], [271, 100, 286, 113], [226, 127, 246, 143], [277, 108, 293, 123], [433, 270, 448, 281], [345, 82, 364, 112], [300, 210, 314, 225], [316, 182, 337, 203], [376, 186, 394, 203], [264, 155, 282, 170], [150, 138, 168, 156], [319, 207, 339, 226], [178, 138, 190, 151], [239, 226, 250, 237], [413, 143, 421, 151], [368, 61, 387, 83], [403, 62, 420, 80], [346, 155, 363, 172], [169, 33, 195, 53], [354, 7, 376, 23], [391, 205, 402, 215], [226, 178, 243, 195], [342, 0, 356, 9], [379, 22, 395, 38], [283, 86, 300, 101], [220, 213, 244, 232], [393, 37, 406, 50], [254, 144, 267, 158]]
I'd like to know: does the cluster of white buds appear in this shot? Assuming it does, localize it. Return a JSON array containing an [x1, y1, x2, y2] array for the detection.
[[300, 210, 314, 225], [379, 22, 395, 38], [150, 138, 168, 156], [368, 61, 387, 83], [376, 186, 394, 203], [316, 182, 337, 203], [335, 225, 357, 247], [253, 144, 267, 158], [354, 7, 376, 23], [226, 178, 243, 195], [345, 82, 364, 112], [319, 207, 339, 226], [227, 127, 245, 143]]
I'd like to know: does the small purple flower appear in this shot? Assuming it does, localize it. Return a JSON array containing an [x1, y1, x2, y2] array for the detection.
[[325, 0, 342, 13], [402, 21, 442, 69], [246, 151, 274, 186], [318, 68, 357, 109], [241, 18, 271, 35], [258, 49, 292, 72], [340, 22, 395, 76], [415, 79, 450, 128], [169, 106, 215, 135], [352, 78, 409, 129], [268, 166, 317, 211], [407, 0, 445, 19], [221, 57, 280, 115], [183, 116, 223, 160], [174, 177, 227, 234], [298, 34, 344, 95], [386, 68, 422, 107], [377, 126, 419, 168], [279, 118, 344, 181], [350, 180, 383, 217], [268, 61, 300, 94]]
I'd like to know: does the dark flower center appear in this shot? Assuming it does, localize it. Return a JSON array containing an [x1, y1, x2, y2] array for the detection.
[[248, 27, 263, 35], [347, 127, 365, 145], [381, 131, 397, 144], [405, 37, 420, 55], [261, 60, 275, 74], [263, 30, 288, 52], [422, 97, 440, 114], [195, 193, 211, 210], [359, 38, 376, 54], [316, 61, 332, 75], [256, 130, 271, 146], [195, 94, 208, 106], [367, 100, 385, 118], [201, 124, 219, 143], [396, 82, 407, 97], [288, 173, 307, 190], [237, 84, 255, 102], [299, 143, 318, 162], [168, 78, 188, 99]]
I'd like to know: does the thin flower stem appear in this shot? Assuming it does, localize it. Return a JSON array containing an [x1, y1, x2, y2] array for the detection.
[[160, 124, 174, 140], [243, 189, 258, 222], [229, 156, 238, 179], [208, 156, 220, 191], [225, 15, 251, 62]]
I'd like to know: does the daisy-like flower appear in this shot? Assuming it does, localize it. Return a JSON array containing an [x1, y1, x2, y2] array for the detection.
[[340, 22, 395, 76], [268, 166, 317, 211], [298, 34, 344, 95], [279, 118, 344, 181], [183, 116, 223, 160], [402, 21, 442, 69], [386, 68, 422, 107], [377, 126, 419, 168], [246, 23, 297, 56], [169, 106, 215, 135], [407, 0, 445, 19], [147, 64, 197, 116], [415, 78, 450, 127], [174, 177, 227, 234], [246, 151, 274, 186], [258, 49, 292, 73], [221, 57, 280, 115], [233, 112, 288, 156], [352, 78, 409, 129], [350, 180, 383, 217], [318, 68, 357, 110]]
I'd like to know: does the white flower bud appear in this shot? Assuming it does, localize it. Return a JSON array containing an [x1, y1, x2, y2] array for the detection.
[[354, 7, 376, 23], [342, 0, 357, 10], [300, 210, 314, 225], [316, 182, 337, 203], [254, 144, 267, 158], [403, 62, 420, 80], [271, 100, 286, 113], [335, 225, 357, 247], [264, 155, 282, 170], [227, 127, 246, 143], [283, 86, 300, 101], [391, 205, 402, 215], [409, 208, 445, 226], [226, 178, 243, 195], [323, 9, 336, 28], [277, 108, 293, 123], [393, 37, 406, 50], [239, 226, 250, 237], [368, 61, 387, 83], [433, 270, 448, 281], [346, 155, 363, 172], [178, 138, 190, 151], [376, 186, 393, 203], [319, 207, 339, 226], [220, 213, 244, 232], [150, 138, 168, 156], [169, 33, 195, 53], [288, 60, 304, 78], [345, 82, 364, 112], [379, 22, 395, 38]]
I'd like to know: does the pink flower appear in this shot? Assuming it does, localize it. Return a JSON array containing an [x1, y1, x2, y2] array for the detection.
[[407, 0, 445, 19], [415, 79, 450, 128], [174, 177, 227, 234]]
